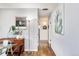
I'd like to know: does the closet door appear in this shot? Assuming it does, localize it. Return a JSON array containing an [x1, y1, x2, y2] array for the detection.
[[30, 19, 38, 51], [24, 21, 29, 51], [24, 19, 38, 51]]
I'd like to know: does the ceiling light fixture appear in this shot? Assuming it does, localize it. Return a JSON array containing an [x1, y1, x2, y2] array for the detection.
[[42, 8, 48, 10]]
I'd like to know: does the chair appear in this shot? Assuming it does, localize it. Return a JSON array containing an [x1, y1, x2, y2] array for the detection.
[[0, 40, 9, 56], [11, 43, 24, 56]]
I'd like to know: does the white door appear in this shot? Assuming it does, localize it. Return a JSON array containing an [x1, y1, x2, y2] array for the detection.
[[24, 18, 38, 51], [30, 19, 38, 51]]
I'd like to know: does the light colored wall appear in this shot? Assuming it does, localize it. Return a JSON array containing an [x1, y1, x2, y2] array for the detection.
[[0, 8, 37, 35], [50, 3, 79, 56], [50, 4, 66, 56], [64, 3, 79, 56], [0, 8, 38, 51], [39, 16, 48, 40]]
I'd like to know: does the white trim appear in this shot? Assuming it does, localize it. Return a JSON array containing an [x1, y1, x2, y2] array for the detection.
[[25, 49, 38, 51]]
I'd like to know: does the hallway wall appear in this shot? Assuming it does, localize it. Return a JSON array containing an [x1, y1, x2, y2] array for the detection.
[[49, 4, 66, 56], [63, 3, 79, 56], [50, 3, 79, 56]]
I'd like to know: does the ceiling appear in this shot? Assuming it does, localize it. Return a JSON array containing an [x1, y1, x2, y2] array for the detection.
[[0, 3, 59, 16]]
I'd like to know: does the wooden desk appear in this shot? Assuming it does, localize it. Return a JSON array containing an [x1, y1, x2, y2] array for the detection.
[[11, 38, 24, 56]]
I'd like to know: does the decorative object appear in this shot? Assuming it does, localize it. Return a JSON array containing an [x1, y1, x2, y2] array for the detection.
[[55, 9, 63, 35], [11, 26, 16, 31], [8, 25, 16, 35], [43, 25, 47, 29], [16, 17, 26, 29], [11, 26, 16, 34]]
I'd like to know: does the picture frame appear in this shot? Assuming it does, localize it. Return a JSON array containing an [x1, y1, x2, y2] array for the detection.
[[15, 17, 26, 29], [55, 8, 64, 35]]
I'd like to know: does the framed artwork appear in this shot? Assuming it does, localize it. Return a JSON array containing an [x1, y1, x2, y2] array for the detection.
[[15, 17, 26, 29], [55, 9, 63, 35]]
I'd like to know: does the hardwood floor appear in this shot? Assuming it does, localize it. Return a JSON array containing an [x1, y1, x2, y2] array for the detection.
[[21, 40, 56, 56]]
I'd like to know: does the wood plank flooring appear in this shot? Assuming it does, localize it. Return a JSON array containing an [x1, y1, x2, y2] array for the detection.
[[21, 40, 56, 56]]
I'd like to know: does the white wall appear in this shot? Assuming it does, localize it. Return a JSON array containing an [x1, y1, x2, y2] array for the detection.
[[64, 3, 79, 56], [0, 8, 38, 51], [49, 4, 66, 56], [50, 3, 79, 56], [0, 8, 37, 35]]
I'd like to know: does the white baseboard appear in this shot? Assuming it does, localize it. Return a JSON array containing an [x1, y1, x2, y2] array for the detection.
[[25, 49, 38, 51]]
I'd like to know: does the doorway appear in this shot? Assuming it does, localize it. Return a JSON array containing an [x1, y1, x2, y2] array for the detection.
[[38, 8, 50, 48], [39, 16, 49, 46]]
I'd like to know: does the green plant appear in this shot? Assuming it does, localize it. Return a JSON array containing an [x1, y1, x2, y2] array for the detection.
[[11, 26, 16, 31]]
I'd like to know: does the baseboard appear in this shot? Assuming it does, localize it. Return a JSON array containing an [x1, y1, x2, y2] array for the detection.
[[25, 49, 38, 51]]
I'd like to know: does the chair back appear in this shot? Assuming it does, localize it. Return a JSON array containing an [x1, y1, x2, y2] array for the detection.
[[3, 40, 9, 47], [0, 40, 9, 56]]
